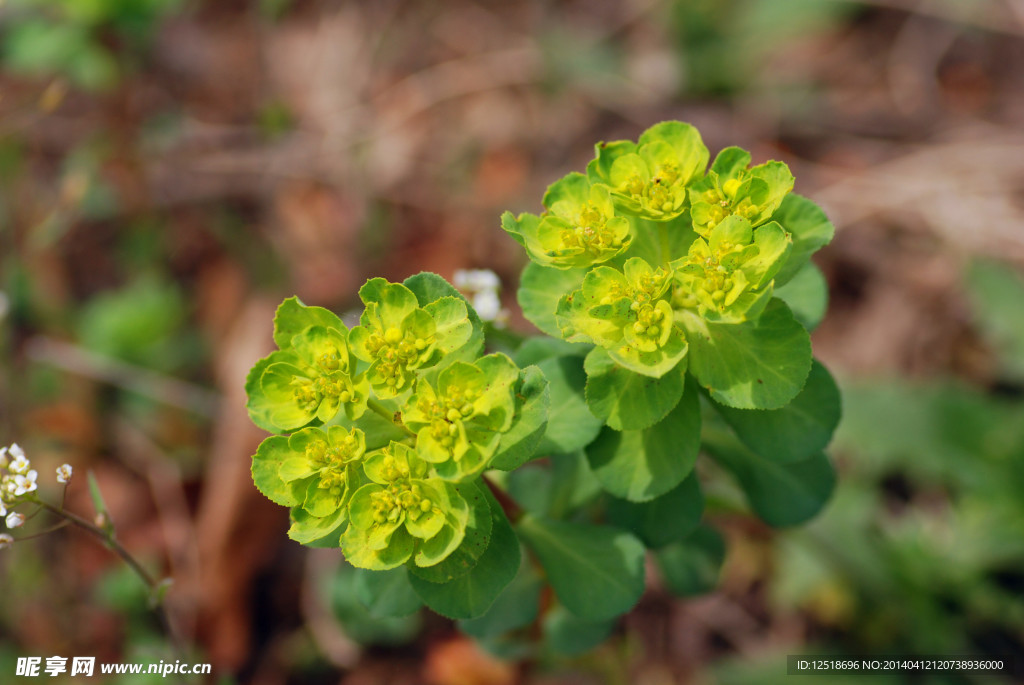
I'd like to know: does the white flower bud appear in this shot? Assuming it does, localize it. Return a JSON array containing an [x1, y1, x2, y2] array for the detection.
[[56, 464, 73, 484], [5, 512, 24, 529]]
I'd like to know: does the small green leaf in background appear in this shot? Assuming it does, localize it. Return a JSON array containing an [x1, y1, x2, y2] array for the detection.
[[517, 262, 585, 337], [354, 567, 422, 618], [506, 451, 603, 519], [656, 524, 725, 597], [534, 356, 603, 454], [774, 261, 828, 331], [459, 560, 543, 639], [606, 471, 703, 549], [965, 259, 1024, 381], [542, 604, 617, 656], [517, 516, 645, 621], [705, 423, 835, 527], [586, 378, 701, 502], [408, 489, 521, 620], [78, 276, 190, 372], [330, 563, 421, 646], [584, 346, 686, 431], [681, 298, 812, 410], [712, 360, 841, 464], [512, 336, 590, 367]]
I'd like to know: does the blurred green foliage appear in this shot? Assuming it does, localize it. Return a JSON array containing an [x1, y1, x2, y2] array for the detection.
[[761, 259, 1024, 682], [2, 0, 184, 90], [669, 0, 859, 94], [77, 276, 200, 373]]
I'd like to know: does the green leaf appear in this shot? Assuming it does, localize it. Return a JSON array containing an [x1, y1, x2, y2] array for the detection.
[[584, 346, 686, 430], [404, 272, 485, 364], [534, 356, 603, 455], [409, 481, 492, 583], [517, 516, 645, 621], [710, 147, 751, 177], [354, 567, 423, 618], [489, 366, 551, 471], [655, 525, 725, 597], [289, 505, 347, 546], [458, 559, 542, 638], [330, 398, 407, 450], [585, 378, 701, 502], [770, 194, 835, 286], [87, 470, 110, 522], [774, 261, 828, 331], [517, 262, 585, 337], [245, 355, 282, 433], [712, 360, 841, 464], [329, 563, 422, 646], [680, 298, 812, 410], [512, 337, 590, 367], [606, 471, 703, 549], [273, 296, 345, 349], [965, 259, 1024, 380], [704, 423, 835, 527], [409, 489, 521, 619], [547, 451, 604, 518], [252, 435, 306, 507], [505, 451, 603, 519], [542, 605, 616, 656], [609, 214, 698, 268]]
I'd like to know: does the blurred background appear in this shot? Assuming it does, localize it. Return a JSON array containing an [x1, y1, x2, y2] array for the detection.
[[2, 0, 1024, 683]]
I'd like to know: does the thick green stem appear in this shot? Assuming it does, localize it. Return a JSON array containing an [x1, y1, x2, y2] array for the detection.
[[367, 397, 416, 436], [659, 222, 672, 268]]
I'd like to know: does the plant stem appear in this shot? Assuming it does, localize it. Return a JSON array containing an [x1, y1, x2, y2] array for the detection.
[[482, 474, 524, 523], [659, 222, 672, 267], [38, 501, 181, 653], [40, 501, 158, 586], [367, 397, 416, 436]]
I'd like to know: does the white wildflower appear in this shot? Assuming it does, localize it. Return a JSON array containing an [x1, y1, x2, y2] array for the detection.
[[453, 269, 500, 292], [5, 512, 24, 529], [0, 501, 5, 517], [453, 269, 508, 327], [0, 533, 13, 550], [56, 464, 73, 484], [12, 470, 37, 497]]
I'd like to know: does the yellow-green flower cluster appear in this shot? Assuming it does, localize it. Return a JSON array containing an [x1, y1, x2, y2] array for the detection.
[[508, 121, 797, 378], [248, 277, 539, 572]]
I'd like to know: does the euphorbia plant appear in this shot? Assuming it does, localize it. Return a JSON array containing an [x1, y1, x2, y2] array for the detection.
[[246, 121, 840, 655]]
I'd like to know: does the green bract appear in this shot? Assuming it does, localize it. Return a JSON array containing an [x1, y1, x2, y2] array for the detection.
[[555, 258, 687, 377], [501, 173, 632, 269], [349, 278, 472, 398], [247, 299, 369, 433], [688, 147, 794, 238], [403, 354, 519, 480], [342, 442, 470, 571], [671, 215, 791, 323], [586, 121, 709, 221], [253, 426, 367, 520]]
